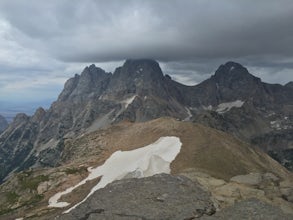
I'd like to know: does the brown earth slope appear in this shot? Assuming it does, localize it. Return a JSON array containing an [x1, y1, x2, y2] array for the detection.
[[62, 117, 290, 181]]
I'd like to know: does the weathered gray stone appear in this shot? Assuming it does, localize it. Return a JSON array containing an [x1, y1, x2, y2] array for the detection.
[[230, 172, 263, 186], [57, 174, 216, 220], [201, 198, 293, 220]]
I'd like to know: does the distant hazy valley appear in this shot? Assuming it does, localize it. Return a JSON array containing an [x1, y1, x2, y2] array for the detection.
[[0, 100, 53, 123]]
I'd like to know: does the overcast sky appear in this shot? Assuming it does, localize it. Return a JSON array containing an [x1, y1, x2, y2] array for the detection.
[[0, 0, 293, 108]]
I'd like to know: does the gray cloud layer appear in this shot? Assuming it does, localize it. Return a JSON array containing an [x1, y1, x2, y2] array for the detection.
[[0, 0, 292, 104], [1, 0, 293, 62]]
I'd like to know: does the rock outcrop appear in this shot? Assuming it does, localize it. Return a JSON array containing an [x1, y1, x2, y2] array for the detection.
[[202, 198, 293, 220], [58, 174, 216, 220], [181, 169, 293, 213]]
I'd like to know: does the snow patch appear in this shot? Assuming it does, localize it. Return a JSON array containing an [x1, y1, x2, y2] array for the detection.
[[216, 83, 219, 90], [270, 119, 291, 130], [183, 107, 192, 121], [48, 136, 182, 213], [122, 95, 137, 109], [216, 100, 244, 113], [270, 121, 281, 130], [203, 105, 213, 111], [136, 68, 143, 73], [230, 66, 235, 71]]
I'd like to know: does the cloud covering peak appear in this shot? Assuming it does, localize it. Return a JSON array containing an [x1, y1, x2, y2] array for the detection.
[[0, 0, 292, 105]]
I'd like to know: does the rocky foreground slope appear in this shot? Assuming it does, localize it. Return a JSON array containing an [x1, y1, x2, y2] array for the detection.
[[0, 59, 292, 183], [59, 174, 293, 220]]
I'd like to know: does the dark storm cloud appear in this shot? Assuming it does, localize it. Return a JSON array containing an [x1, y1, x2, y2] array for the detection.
[[1, 0, 293, 63], [0, 0, 292, 99]]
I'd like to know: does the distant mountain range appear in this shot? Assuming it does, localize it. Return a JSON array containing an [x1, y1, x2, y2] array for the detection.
[[0, 59, 292, 183], [0, 115, 8, 133], [0, 100, 53, 122], [0, 59, 292, 219]]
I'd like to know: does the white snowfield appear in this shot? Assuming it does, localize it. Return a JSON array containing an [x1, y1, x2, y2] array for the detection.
[[216, 100, 244, 113], [48, 136, 182, 213]]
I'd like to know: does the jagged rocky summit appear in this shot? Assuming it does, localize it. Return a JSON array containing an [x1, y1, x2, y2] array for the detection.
[[0, 59, 292, 183]]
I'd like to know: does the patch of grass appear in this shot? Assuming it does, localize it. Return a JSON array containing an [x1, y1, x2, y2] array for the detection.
[[64, 167, 80, 174], [6, 191, 20, 203], [0, 208, 13, 216], [0, 192, 20, 216], [0, 194, 45, 217], [22, 194, 44, 206], [64, 166, 87, 175], [18, 174, 49, 190]]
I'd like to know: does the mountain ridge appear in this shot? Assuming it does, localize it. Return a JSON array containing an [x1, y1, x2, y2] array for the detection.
[[0, 59, 292, 183]]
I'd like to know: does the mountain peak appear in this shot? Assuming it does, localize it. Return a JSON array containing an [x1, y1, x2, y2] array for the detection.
[[213, 61, 260, 84], [124, 58, 159, 65], [81, 64, 107, 78], [12, 113, 29, 125], [215, 61, 248, 75], [110, 59, 164, 87], [121, 58, 163, 77], [58, 64, 110, 102], [285, 81, 293, 88]]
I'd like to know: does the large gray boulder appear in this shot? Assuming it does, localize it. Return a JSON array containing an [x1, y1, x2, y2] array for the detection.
[[57, 174, 216, 220]]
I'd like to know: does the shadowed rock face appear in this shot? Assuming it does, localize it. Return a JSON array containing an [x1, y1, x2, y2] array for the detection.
[[58, 174, 216, 220], [0, 59, 292, 182]]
